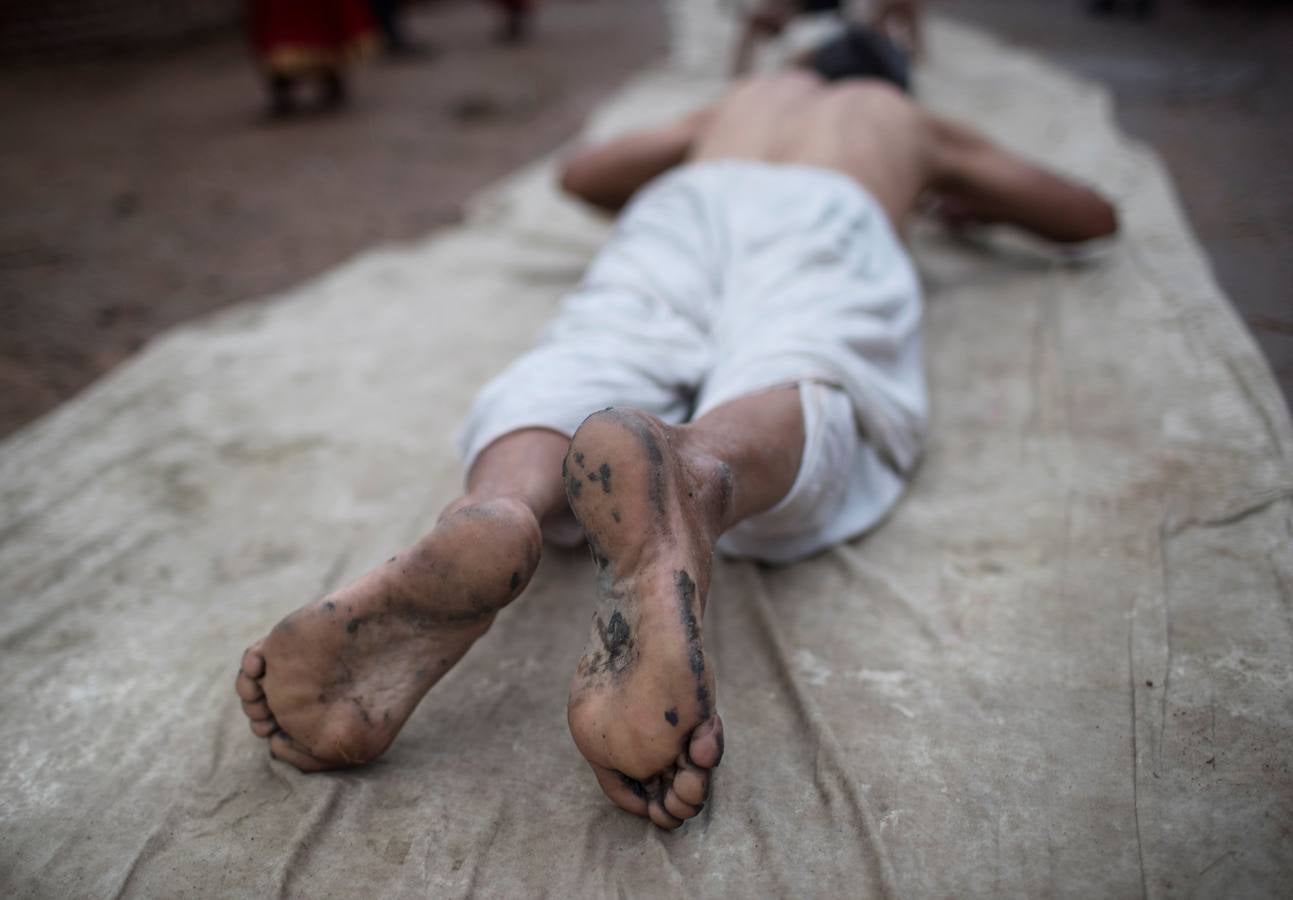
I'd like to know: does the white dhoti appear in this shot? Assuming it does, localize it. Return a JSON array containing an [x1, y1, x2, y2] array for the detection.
[[458, 159, 927, 563]]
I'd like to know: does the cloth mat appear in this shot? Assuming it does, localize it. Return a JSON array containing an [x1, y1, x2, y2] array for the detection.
[[3, 3, 1290, 896]]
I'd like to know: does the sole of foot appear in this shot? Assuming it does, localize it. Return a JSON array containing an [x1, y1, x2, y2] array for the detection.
[[563, 408, 730, 829], [235, 496, 541, 771]]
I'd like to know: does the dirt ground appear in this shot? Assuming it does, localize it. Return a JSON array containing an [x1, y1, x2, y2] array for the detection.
[[0, 0, 667, 438]]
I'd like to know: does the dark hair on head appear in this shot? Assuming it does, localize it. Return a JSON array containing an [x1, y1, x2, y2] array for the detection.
[[809, 25, 911, 92]]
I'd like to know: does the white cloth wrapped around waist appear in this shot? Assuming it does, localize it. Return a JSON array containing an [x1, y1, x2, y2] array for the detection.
[[457, 159, 927, 560]]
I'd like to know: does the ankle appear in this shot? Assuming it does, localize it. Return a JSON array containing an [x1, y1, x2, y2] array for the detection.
[[673, 434, 734, 539]]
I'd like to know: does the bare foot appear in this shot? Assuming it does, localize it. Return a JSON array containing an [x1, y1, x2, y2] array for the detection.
[[234, 497, 541, 771], [564, 409, 729, 829]]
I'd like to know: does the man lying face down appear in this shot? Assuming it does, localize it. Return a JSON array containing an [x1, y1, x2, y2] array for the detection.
[[235, 72, 1118, 829]]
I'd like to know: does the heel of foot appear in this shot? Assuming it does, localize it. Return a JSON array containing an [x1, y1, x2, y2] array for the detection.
[[421, 495, 543, 609], [565, 408, 733, 550], [564, 408, 679, 556]]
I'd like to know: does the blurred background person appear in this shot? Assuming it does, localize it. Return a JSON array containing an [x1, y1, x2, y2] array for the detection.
[[248, 0, 379, 117]]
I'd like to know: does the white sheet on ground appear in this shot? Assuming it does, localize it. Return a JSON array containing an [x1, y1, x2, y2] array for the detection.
[[2, 3, 1290, 897]]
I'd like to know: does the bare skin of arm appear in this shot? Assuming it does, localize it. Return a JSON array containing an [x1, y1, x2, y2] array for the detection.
[[926, 115, 1119, 244], [561, 77, 1117, 244], [558, 108, 713, 214]]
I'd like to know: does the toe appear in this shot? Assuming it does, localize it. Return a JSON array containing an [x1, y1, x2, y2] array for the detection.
[[687, 713, 724, 769], [663, 785, 701, 821], [240, 645, 266, 679], [241, 698, 272, 721], [250, 717, 278, 738], [589, 762, 649, 818], [671, 752, 710, 807], [235, 669, 263, 703], [647, 798, 684, 830]]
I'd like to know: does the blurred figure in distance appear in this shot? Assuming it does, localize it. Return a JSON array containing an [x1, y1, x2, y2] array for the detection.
[[248, 0, 378, 117]]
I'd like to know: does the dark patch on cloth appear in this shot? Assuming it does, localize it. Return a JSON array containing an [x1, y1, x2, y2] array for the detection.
[[665, 707, 679, 726]]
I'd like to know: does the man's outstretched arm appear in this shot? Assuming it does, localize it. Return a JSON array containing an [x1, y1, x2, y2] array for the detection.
[[927, 115, 1119, 244], [559, 107, 714, 214]]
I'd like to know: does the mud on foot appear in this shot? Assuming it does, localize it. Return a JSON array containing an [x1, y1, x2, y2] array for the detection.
[[563, 408, 730, 829]]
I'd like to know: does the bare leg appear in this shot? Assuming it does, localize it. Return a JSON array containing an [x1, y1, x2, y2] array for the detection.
[[234, 429, 568, 771], [565, 387, 804, 828]]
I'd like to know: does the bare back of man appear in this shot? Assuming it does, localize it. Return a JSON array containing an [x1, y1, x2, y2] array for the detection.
[[693, 73, 931, 226], [562, 72, 1117, 243]]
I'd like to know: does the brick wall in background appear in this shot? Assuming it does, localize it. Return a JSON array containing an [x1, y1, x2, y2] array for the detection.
[[0, 0, 242, 61]]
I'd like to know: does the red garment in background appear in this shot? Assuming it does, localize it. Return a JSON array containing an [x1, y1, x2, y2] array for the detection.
[[248, 0, 377, 74]]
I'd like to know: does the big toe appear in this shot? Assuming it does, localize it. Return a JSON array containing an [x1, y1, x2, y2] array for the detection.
[[590, 763, 650, 818], [240, 643, 266, 678], [648, 797, 685, 830], [669, 751, 711, 809], [687, 713, 724, 769], [235, 644, 266, 705]]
